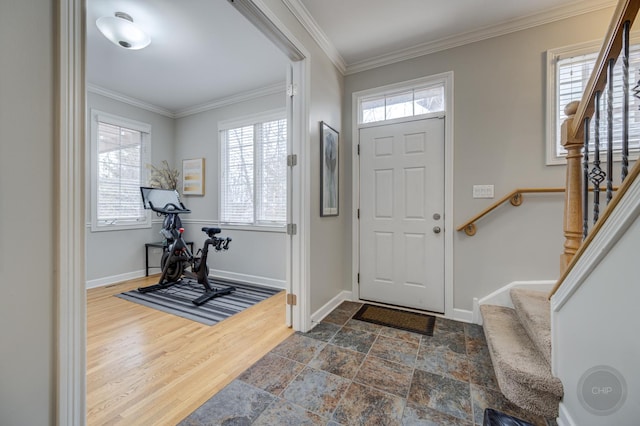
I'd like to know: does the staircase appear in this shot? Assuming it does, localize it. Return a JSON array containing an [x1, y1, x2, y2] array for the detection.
[[467, 1, 640, 422], [480, 288, 563, 418]]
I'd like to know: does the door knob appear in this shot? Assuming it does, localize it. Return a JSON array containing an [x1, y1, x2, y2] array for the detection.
[[433, 226, 441, 234]]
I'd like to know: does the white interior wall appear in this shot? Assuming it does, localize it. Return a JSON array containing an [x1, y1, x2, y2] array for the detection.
[[554, 214, 640, 425], [343, 7, 615, 312], [0, 2, 55, 424]]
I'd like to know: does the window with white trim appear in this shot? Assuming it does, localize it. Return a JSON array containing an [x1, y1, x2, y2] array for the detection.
[[546, 40, 640, 165], [220, 111, 287, 226], [90, 110, 151, 231], [359, 83, 444, 124]]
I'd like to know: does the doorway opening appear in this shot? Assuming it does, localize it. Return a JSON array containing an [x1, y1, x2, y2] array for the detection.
[[56, 0, 310, 423]]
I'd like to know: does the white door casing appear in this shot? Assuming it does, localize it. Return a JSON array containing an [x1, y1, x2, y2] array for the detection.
[[359, 117, 445, 312]]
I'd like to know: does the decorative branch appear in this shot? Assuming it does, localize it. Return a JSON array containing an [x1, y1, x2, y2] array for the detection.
[[147, 160, 180, 191]]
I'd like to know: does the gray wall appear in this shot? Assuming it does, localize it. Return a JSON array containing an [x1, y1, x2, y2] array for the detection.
[[0, 2, 54, 424], [260, 0, 346, 313], [85, 92, 175, 284], [174, 92, 287, 285], [343, 7, 614, 311]]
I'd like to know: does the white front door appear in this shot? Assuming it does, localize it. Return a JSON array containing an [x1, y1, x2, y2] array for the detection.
[[359, 117, 445, 312]]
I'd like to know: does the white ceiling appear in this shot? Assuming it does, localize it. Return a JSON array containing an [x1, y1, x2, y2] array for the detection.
[[297, 0, 613, 68], [87, 0, 615, 114], [86, 0, 289, 114]]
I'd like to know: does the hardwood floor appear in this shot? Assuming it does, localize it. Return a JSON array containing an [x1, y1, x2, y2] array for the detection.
[[87, 276, 293, 425]]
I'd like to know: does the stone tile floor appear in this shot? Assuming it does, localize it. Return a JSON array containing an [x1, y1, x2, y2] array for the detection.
[[179, 301, 550, 425]]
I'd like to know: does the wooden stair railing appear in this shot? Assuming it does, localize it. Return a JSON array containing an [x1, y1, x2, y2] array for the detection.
[[551, 0, 640, 298], [550, 159, 640, 297]]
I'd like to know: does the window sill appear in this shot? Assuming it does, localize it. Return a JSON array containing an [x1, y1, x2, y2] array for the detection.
[[219, 224, 286, 233], [89, 222, 152, 232]]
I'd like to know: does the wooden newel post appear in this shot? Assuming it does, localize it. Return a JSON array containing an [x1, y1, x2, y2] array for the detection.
[[560, 101, 583, 274]]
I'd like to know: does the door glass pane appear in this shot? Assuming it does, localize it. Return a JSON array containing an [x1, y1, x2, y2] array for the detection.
[[386, 91, 413, 120], [414, 86, 444, 114], [361, 96, 385, 123]]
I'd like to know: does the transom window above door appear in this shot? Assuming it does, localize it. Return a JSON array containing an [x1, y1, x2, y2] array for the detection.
[[358, 84, 445, 124]]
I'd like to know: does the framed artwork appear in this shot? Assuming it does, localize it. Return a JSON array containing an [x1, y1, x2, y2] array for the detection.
[[320, 122, 339, 216], [182, 158, 205, 195]]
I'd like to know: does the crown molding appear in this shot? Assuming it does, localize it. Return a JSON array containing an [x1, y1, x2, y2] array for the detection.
[[345, 0, 616, 74], [87, 84, 175, 117], [174, 82, 286, 118], [87, 82, 286, 119], [282, 0, 346, 74], [284, 0, 615, 76]]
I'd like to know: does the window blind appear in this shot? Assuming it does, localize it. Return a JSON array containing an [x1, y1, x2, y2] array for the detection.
[[221, 117, 287, 226], [556, 47, 640, 156], [96, 121, 147, 225], [222, 125, 255, 224]]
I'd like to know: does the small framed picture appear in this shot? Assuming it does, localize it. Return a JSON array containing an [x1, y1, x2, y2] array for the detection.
[[182, 158, 205, 195], [320, 122, 339, 216]]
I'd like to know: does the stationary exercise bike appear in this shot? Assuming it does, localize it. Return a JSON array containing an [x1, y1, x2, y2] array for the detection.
[[138, 187, 235, 306]]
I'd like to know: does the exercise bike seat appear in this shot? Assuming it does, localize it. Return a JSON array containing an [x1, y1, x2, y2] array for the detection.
[[202, 227, 222, 237]]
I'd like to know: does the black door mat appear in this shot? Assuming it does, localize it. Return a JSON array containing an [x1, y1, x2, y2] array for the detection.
[[352, 304, 435, 336]]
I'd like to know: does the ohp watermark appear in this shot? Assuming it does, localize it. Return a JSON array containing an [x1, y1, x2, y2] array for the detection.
[[577, 365, 627, 416]]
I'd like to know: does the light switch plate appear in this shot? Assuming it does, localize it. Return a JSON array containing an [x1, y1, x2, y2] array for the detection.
[[473, 185, 494, 198]]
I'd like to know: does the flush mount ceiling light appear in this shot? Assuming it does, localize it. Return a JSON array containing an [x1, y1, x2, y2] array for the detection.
[[96, 12, 151, 50]]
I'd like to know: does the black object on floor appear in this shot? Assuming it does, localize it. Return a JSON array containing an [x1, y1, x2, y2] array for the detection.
[[352, 304, 435, 336], [483, 408, 534, 426]]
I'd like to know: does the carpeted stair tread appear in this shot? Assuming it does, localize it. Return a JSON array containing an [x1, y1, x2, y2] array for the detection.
[[510, 288, 552, 366], [480, 304, 563, 418]]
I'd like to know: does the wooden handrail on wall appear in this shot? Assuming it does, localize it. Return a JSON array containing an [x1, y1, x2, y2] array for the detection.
[[457, 187, 620, 236], [457, 188, 565, 236]]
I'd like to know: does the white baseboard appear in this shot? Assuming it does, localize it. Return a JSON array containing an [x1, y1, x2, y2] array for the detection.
[[472, 280, 556, 325], [311, 290, 353, 324], [210, 269, 285, 289], [557, 402, 577, 426], [86, 269, 285, 290], [86, 270, 146, 289], [474, 280, 556, 309], [452, 308, 473, 323]]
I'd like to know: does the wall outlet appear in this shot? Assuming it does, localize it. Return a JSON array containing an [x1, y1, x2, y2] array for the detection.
[[473, 184, 494, 199]]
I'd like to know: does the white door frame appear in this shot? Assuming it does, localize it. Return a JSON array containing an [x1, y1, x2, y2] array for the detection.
[[56, 0, 311, 423], [351, 72, 455, 317]]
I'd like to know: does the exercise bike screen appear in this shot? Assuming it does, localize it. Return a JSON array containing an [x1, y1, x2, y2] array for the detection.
[[140, 187, 182, 210]]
